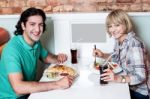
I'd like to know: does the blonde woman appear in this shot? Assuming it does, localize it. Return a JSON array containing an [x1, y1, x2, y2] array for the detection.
[[93, 9, 149, 99]]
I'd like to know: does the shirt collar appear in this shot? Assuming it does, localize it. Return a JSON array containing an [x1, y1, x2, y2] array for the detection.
[[124, 31, 135, 42], [18, 35, 39, 50], [115, 31, 135, 49]]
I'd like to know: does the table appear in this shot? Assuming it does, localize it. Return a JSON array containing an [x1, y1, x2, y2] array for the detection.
[[29, 59, 131, 99]]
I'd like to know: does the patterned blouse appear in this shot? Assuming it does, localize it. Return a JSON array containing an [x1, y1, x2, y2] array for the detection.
[[111, 32, 150, 96]]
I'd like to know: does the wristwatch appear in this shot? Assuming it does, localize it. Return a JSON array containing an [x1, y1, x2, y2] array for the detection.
[[121, 76, 126, 83]]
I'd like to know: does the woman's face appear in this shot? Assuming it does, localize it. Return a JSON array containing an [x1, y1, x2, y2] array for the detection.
[[22, 15, 44, 45], [108, 23, 127, 43]]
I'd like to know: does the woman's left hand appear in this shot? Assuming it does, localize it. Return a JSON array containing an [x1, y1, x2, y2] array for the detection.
[[56, 53, 68, 63], [100, 68, 116, 82]]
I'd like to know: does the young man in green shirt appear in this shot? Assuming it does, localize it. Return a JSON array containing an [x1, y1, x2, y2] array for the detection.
[[0, 7, 74, 99]]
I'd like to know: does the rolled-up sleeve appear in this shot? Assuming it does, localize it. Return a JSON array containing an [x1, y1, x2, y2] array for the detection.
[[127, 46, 146, 85]]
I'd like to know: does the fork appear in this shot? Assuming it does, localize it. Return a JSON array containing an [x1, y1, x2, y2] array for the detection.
[[94, 45, 97, 66]]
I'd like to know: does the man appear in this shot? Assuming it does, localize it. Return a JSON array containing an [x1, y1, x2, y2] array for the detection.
[[0, 7, 74, 99]]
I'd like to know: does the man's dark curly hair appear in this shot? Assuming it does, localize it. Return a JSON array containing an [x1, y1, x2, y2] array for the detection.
[[14, 7, 46, 35]]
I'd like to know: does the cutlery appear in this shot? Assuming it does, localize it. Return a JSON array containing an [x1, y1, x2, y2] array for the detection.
[[107, 62, 114, 69], [102, 52, 116, 67], [94, 45, 97, 66]]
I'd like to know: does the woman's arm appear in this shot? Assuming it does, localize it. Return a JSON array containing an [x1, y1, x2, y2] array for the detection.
[[93, 48, 110, 60]]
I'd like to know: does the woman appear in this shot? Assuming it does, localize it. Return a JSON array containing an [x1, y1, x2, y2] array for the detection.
[[93, 9, 150, 99]]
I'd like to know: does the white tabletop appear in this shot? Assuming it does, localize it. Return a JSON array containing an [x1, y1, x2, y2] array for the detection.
[[29, 59, 131, 99]]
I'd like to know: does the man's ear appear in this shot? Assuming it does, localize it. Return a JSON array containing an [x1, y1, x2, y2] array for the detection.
[[21, 22, 25, 30]]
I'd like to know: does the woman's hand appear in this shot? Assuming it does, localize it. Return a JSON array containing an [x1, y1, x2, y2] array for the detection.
[[93, 48, 104, 58], [100, 68, 116, 82], [56, 53, 68, 64]]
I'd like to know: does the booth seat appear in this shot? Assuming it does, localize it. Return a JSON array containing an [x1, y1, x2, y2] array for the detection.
[[0, 27, 10, 55]]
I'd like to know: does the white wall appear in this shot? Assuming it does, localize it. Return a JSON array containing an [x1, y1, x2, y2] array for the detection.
[[47, 12, 150, 59], [0, 13, 150, 79], [0, 12, 150, 59], [0, 15, 55, 54], [49, 13, 114, 59], [0, 15, 19, 38]]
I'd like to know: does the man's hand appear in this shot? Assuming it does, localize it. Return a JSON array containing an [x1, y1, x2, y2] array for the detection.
[[56, 53, 68, 64], [55, 76, 75, 89], [43, 53, 68, 64]]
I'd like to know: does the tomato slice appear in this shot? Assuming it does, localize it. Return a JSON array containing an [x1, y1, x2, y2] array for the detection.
[[94, 65, 100, 70]]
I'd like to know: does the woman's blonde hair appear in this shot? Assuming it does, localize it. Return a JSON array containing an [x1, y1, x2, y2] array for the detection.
[[106, 9, 133, 37]]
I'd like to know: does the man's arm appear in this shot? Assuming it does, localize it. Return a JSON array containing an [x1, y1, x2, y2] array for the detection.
[[43, 53, 68, 64], [9, 72, 73, 95]]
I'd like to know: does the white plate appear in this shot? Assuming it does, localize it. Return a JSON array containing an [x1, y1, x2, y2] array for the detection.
[[41, 64, 79, 82], [41, 68, 63, 82], [89, 63, 100, 74], [89, 58, 106, 74], [89, 62, 122, 74], [40, 74, 63, 82]]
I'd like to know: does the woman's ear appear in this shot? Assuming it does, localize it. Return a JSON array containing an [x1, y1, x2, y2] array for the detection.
[[21, 22, 25, 30]]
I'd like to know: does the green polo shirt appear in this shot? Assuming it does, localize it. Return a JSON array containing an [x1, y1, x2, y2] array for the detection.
[[0, 35, 48, 99]]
